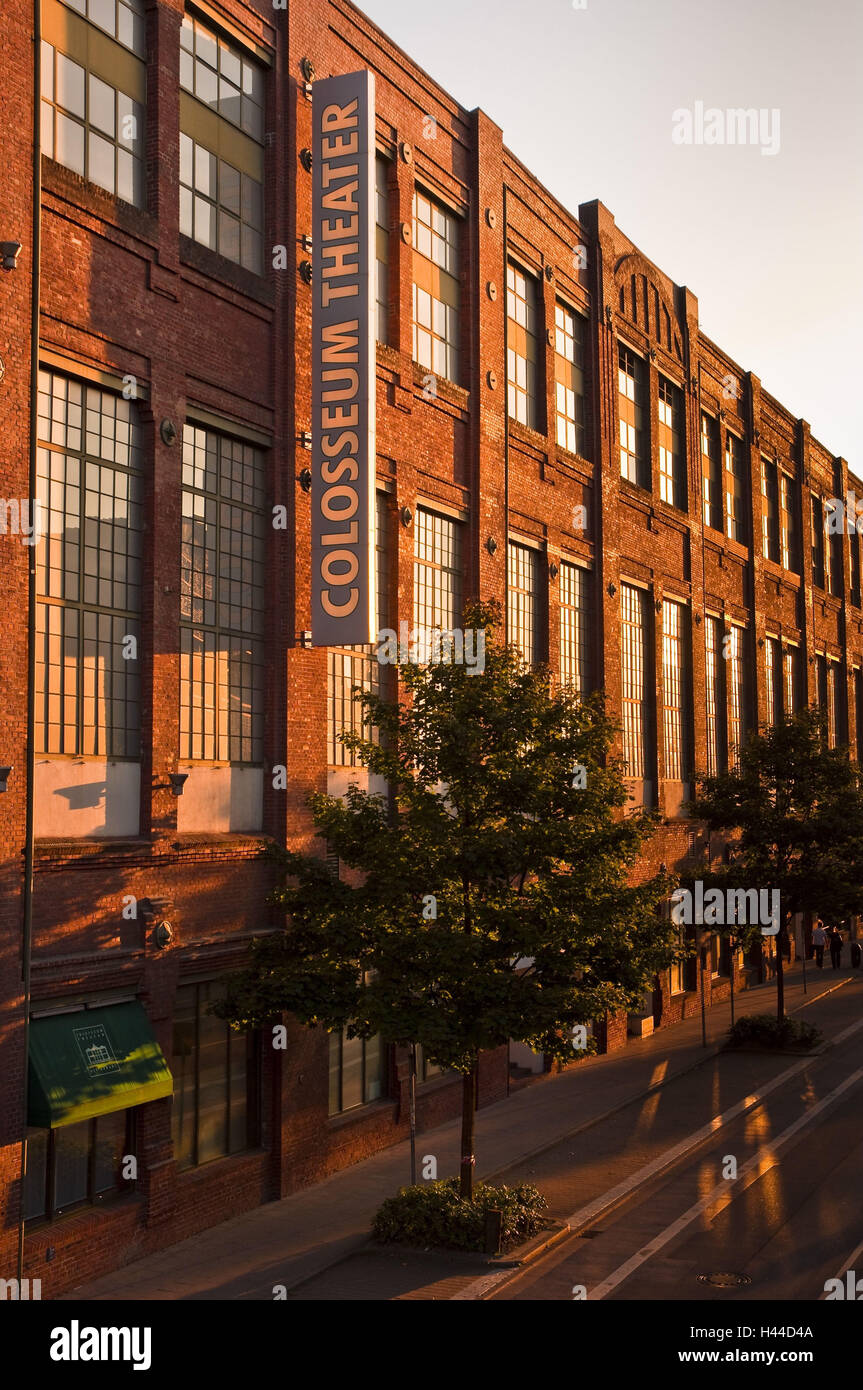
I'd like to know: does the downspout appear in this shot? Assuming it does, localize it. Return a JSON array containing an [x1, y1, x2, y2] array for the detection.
[[18, 0, 41, 1285]]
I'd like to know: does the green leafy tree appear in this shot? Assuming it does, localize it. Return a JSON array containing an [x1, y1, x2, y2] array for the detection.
[[216, 602, 678, 1198], [688, 707, 863, 1020]]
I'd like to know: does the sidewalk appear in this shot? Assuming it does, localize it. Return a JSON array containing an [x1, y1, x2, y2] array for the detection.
[[66, 963, 858, 1301]]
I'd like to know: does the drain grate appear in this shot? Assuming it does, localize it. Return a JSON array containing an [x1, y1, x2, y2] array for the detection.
[[698, 1272, 752, 1288]]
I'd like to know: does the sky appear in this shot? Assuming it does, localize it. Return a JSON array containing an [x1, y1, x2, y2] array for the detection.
[[357, 0, 862, 467]]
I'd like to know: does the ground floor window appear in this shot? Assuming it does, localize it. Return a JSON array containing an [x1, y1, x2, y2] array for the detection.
[[416, 1044, 451, 1083], [172, 980, 260, 1169], [24, 1110, 134, 1223], [328, 1030, 385, 1115]]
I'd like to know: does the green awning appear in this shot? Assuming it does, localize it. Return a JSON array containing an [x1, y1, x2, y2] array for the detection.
[[28, 1002, 173, 1129]]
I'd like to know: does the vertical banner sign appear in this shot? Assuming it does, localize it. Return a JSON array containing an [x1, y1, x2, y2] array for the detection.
[[311, 70, 376, 645]]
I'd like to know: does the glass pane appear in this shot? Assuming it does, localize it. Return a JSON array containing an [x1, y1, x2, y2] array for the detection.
[[56, 113, 85, 176], [41, 41, 54, 102], [171, 984, 197, 1169], [195, 61, 218, 108], [364, 1035, 383, 1102], [241, 175, 262, 231], [194, 144, 216, 197], [41, 100, 54, 159], [180, 47, 194, 92], [218, 210, 240, 264], [23, 1129, 49, 1221], [89, 73, 115, 137], [93, 1109, 126, 1193], [53, 1120, 90, 1211], [89, 0, 116, 39], [219, 160, 240, 215], [196, 985, 229, 1162], [56, 53, 85, 118], [328, 1032, 341, 1115], [241, 226, 261, 275], [179, 184, 193, 237], [179, 132, 193, 187], [194, 196, 215, 249], [340, 1033, 363, 1111], [228, 1032, 248, 1152], [219, 77, 241, 126], [89, 131, 115, 193]]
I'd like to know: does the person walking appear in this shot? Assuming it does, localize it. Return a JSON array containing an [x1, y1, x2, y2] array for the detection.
[[828, 925, 843, 970], [812, 920, 827, 969]]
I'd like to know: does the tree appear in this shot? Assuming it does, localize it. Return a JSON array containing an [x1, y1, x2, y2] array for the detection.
[[215, 601, 678, 1199], [688, 707, 863, 1020]]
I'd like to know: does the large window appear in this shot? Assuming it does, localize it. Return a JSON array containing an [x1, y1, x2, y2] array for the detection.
[[36, 371, 142, 757], [329, 1030, 385, 1115], [705, 615, 725, 776], [728, 624, 747, 763], [412, 191, 460, 382], [658, 377, 685, 510], [811, 495, 826, 588], [762, 460, 780, 562], [41, 40, 145, 205], [179, 13, 264, 139], [765, 635, 781, 726], [620, 584, 649, 780], [701, 413, 721, 531], [783, 644, 800, 716], [559, 561, 591, 695], [618, 344, 647, 488], [328, 494, 389, 766], [180, 425, 266, 763], [179, 133, 263, 273], [779, 470, 799, 572], [508, 542, 541, 668], [375, 156, 389, 344], [59, 0, 146, 56], [172, 980, 259, 1169], [24, 1109, 133, 1223], [413, 507, 463, 634], [507, 263, 539, 429], [179, 15, 264, 273], [725, 432, 746, 543], [554, 303, 586, 457], [661, 599, 689, 781], [850, 527, 861, 606]]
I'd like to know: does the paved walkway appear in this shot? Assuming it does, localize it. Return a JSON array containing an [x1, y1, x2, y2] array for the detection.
[[67, 963, 858, 1301]]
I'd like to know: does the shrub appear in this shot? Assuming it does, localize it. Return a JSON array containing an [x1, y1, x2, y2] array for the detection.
[[372, 1178, 548, 1253], [726, 1013, 823, 1051]]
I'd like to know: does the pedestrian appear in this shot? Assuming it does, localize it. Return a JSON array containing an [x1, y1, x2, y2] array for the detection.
[[812, 920, 827, 969], [828, 925, 843, 970]]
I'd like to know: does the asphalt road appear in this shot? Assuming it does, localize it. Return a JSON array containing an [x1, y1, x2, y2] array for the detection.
[[491, 980, 863, 1302]]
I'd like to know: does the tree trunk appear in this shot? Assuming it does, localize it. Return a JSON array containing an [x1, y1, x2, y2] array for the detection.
[[775, 914, 789, 1022], [459, 1062, 477, 1200]]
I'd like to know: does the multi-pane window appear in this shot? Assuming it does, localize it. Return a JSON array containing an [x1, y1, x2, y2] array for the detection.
[[412, 191, 460, 382], [701, 413, 721, 531], [728, 625, 747, 764], [811, 495, 826, 588], [855, 668, 863, 759], [41, 41, 145, 206], [179, 133, 263, 273], [59, 0, 146, 57], [850, 527, 861, 606], [508, 542, 541, 668], [375, 156, 389, 344], [661, 599, 689, 781], [618, 344, 647, 487], [705, 615, 725, 776], [668, 930, 686, 996], [416, 1045, 447, 1084], [762, 460, 780, 562], [179, 14, 264, 140], [559, 561, 591, 695], [24, 1108, 134, 1223], [827, 511, 843, 597], [413, 507, 463, 634], [620, 584, 649, 780], [826, 660, 840, 747], [779, 471, 799, 572], [765, 635, 781, 726], [725, 432, 746, 543], [36, 371, 142, 757], [328, 494, 389, 767], [658, 377, 685, 509], [507, 263, 539, 429], [180, 425, 266, 763], [172, 980, 259, 1169], [329, 1029, 385, 1115], [554, 303, 586, 456], [783, 644, 799, 716]]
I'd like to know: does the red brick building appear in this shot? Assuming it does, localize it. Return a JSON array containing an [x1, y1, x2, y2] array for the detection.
[[0, 0, 859, 1297]]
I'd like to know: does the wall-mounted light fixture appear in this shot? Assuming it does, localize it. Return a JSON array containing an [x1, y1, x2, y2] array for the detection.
[[169, 772, 189, 797], [1, 241, 22, 272], [298, 467, 312, 491], [655, 598, 663, 613], [486, 536, 498, 556], [299, 260, 313, 284], [300, 57, 315, 82], [549, 562, 559, 580], [160, 418, 177, 446], [299, 148, 313, 172], [607, 581, 616, 596], [0, 766, 12, 792], [401, 506, 413, 528]]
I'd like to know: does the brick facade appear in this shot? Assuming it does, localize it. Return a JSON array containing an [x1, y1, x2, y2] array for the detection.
[[0, 0, 857, 1295]]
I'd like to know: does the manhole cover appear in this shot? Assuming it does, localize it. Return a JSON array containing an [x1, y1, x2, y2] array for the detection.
[[698, 1272, 751, 1288]]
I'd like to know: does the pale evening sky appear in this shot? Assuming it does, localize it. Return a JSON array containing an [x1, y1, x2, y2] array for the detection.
[[357, 0, 862, 469]]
